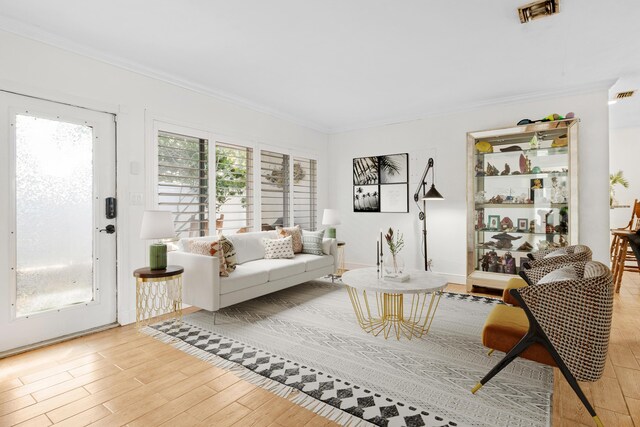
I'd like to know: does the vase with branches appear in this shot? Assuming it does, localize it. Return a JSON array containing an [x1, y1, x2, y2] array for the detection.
[[384, 227, 405, 275]]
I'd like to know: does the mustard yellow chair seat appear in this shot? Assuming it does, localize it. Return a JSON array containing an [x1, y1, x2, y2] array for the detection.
[[482, 305, 556, 367]]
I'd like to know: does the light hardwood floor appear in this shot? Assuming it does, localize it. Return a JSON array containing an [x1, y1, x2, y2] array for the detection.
[[0, 274, 639, 427]]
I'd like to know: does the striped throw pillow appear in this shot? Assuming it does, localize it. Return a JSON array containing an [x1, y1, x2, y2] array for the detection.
[[302, 230, 325, 256]]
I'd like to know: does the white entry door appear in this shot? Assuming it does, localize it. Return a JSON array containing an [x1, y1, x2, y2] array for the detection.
[[0, 93, 117, 353]]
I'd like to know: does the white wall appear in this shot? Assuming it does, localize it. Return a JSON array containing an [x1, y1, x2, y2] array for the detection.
[[0, 30, 329, 325], [329, 89, 610, 283]]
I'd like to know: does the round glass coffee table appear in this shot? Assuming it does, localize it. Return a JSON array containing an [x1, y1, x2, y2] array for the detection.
[[342, 267, 447, 340]]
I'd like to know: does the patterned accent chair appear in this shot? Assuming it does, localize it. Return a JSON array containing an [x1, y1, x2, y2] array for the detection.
[[502, 244, 592, 306], [473, 261, 614, 427]]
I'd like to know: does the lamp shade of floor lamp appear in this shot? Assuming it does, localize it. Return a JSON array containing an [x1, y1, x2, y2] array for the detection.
[[322, 209, 341, 238], [140, 210, 175, 270]]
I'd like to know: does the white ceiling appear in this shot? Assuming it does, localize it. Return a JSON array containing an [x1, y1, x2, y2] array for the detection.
[[0, 0, 639, 132]]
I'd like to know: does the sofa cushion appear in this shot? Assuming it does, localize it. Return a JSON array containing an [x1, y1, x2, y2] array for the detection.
[[219, 264, 269, 295], [276, 225, 303, 253], [244, 258, 306, 281], [189, 240, 229, 277], [294, 254, 334, 272], [263, 236, 295, 259], [218, 234, 238, 271], [226, 231, 276, 264], [302, 230, 325, 255]]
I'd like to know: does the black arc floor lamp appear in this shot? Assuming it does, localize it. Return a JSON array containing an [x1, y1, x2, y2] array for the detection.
[[413, 158, 444, 271]]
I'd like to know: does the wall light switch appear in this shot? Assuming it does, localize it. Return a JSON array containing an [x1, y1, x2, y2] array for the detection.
[[130, 192, 143, 205], [130, 161, 141, 175]]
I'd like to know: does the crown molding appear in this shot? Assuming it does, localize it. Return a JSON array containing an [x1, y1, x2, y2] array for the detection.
[[0, 16, 330, 134], [327, 79, 615, 134]]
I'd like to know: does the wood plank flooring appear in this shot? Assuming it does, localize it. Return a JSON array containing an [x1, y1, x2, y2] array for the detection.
[[0, 273, 638, 426]]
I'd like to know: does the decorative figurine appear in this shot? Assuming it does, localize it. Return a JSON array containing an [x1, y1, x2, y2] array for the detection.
[[486, 162, 499, 176], [481, 254, 489, 272], [504, 252, 516, 274], [500, 217, 513, 231], [517, 241, 533, 252], [529, 134, 539, 149], [475, 159, 485, 176], [501, 163, 510, 175], [491, 232, 522, 249], [529, 219, 536, 233], [475, 191, 486, 204]]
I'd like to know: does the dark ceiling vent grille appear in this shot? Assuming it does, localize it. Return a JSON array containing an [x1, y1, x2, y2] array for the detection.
[[616, 91, 635, 99], [518, 0, 560, 24]]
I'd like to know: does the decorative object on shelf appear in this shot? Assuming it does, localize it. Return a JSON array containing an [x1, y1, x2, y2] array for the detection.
[[475, 159, 485, 176], [504, 252, 516, 274], [487, 215, 500, 230], [529, 134, 539, 149], [517, 241, 534, 252], [475, 191, 486, 204], [529, 220, 536, 233], [517, 218, 528, 231], [519, 154, 528, 174], [500, 217, 513, 230], [492, 232, 521, 249], [552, 136, 568, 147], [475, 207, 485, 230], [530, 178, 543, 201], [486, 162, 499, 176], [139, 210, 175, 270], [322, 209, 341, 238], [500, 163, 510, 175], [413, 157, 444, 271], [383, 227, 405, 277], [353, 153, 409, 213], [475, 141, 493, 153], [500, 145, 522, 152]]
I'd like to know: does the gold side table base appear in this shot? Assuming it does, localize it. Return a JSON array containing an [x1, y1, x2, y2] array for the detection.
[[135, 275, 183, 329], [346, 286, 442, 340]]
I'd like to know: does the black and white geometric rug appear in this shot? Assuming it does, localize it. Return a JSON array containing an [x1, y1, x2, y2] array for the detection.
[[145, 280, 552, 427]]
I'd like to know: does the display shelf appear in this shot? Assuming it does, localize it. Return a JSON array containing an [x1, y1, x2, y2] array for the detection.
[[475, 203, 568, 209], [466, 119, 579, 291]]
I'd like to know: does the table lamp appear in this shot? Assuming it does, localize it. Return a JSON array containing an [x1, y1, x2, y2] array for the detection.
[[140, 210, 175, 270], [322, 209, 341, 238]]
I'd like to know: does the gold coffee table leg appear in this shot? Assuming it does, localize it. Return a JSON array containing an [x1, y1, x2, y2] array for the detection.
[[347, 286, 441, 340]]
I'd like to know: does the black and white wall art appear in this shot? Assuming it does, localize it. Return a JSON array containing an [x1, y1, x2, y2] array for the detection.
[[353, 153, 409, 213]]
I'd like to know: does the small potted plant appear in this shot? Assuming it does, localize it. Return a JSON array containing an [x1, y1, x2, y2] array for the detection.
[[384, 227, 405, 276]]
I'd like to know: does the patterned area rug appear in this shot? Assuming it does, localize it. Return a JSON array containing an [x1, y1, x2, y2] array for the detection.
[[145, 280, 552, 427]]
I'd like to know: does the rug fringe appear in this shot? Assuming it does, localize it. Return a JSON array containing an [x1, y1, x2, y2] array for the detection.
[[141, 325, 371, 425]]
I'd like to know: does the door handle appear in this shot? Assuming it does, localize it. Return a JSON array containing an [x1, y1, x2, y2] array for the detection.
[[99, 225, 116, 234]]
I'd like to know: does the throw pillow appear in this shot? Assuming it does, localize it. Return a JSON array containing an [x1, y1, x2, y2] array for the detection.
[[302, 229, 325, 255], [276, 225, 303, 253], [263, 236, 295, 259], [218, 234, 238, 271], [190, 240, 229, 277], [537, 266, 578, 284], [544, 248, 568, 259]]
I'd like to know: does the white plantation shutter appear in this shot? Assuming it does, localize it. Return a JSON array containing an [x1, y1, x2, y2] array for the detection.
[[215, 142, 254, 233], [293, 157, 317, 230], [157, 131, 209, 237], [260, 150, 290, 229]]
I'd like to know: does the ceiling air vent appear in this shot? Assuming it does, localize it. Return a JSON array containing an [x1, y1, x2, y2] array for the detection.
[[616, 90, 635, 99], [518, 0, 559, 24]]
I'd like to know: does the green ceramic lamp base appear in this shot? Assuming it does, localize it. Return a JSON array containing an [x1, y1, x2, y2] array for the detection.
[[149, 243, 168, 270], [327, 227, 336, 238]]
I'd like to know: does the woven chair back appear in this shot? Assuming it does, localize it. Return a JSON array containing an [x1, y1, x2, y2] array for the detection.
[[519, 261, 613, 382]]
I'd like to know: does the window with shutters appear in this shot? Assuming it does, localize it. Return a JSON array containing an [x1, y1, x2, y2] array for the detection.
[[215, 142, 254, 233], [157, 131, 209, 238], [260, 150, 290, 230], [293, 157, 317, 230]]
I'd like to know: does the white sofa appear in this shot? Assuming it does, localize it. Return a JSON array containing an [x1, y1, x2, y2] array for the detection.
[[168, 231, 338, 312]]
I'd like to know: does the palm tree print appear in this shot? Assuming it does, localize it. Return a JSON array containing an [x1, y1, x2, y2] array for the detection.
[[353, 156, 402, 185]]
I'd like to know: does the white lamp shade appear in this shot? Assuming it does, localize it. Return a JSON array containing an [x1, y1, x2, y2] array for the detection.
[[322, 209, 341, 226], [140, 210, 175, 239]]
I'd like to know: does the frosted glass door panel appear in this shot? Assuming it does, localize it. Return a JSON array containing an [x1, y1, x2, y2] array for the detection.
[[15, 114, 94, 317]]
